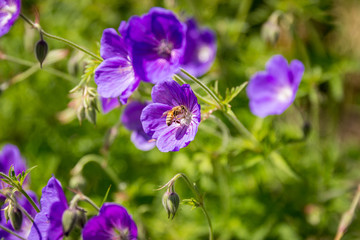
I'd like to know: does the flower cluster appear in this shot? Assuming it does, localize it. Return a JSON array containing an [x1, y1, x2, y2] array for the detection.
[[96, 7, 217, 152]]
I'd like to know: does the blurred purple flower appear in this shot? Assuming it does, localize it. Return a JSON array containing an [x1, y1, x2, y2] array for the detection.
[[246, 55, 304, 118], [95, 28, 140, 104], [28, 176, 68, 240], [141, 81, 201, 152], [180, 18, 217, 77], [121, 7, 186, 83], [82, 203, 137, 240], [100, 97, 121, 114], [121, 101, 155, 151], [0, 144, 27, 191], [0, 191, 38, 240], [0, 0, 20, 37]]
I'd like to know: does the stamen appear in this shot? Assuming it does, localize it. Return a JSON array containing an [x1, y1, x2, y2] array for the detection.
[[157, 40, 173, 59]]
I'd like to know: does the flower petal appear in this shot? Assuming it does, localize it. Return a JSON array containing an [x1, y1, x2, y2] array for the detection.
[[0, 0, 20, 38], [131, 131, 155, 151], [265, 55, 291, 86], [95, 57, 139, 99], [289, 59, 305, 89], [141, 103, 172, 139], [100, 97, 121, 114], [100, 28, 128, 60], [151, 81, 186, 107], [82, 216, 112, 240], [121, 101, 149, 131]]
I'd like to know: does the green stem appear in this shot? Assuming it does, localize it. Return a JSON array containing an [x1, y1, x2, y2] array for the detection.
[[82, 195, 101, 212], [164, 173, 214, 240], [71, 154, 120, 189], [0, 173, 40, 213], [224, 109, 258, 145], [0, 224, 26, 240], [20, 14, 102, 61], [180, 68, 223, 110]]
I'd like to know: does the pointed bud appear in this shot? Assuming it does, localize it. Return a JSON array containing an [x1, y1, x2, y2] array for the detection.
[[76, 105, 86, 124], [85, 107, 97, 125], [9, 205, 23, 231], [261, 12, 281, 45], [162, 191, 180, 219], [76, 208, 87, 228], [62, 208, 78, 236], [35, 39, 48, 68]]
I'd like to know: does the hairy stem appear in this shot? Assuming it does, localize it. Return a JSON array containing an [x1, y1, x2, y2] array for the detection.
[[0, 224, 26, 240], [20, 14, 102, 61]]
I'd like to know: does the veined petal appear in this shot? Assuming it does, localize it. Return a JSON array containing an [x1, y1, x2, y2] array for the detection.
[[95, 57, 139, 99], [141, 103, 172, 139], [151, 81, 186, 107], [100, 28, 128, 60]]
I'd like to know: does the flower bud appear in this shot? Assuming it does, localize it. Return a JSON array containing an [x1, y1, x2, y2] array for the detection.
[[69, 174, 86, 190], [35, 39, 48, 68], [62, 208, 78, 236], [162, 191, 180, 219], [76, 208, 87, 228], [9, 205, 23, 231], [261, 20, 280, 45], [85, 107, 97, 125]]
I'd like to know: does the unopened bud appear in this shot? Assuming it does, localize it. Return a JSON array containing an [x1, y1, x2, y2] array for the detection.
[[9, 205, 23, 231], [76, 105, 86, 124], [62, 208, 78, 236], [85, 107, 97, 125], [162, 191, 180, 219], [35, 39, 48, 68], [76, 208, 87, 228], [261, 20, 280, 45]]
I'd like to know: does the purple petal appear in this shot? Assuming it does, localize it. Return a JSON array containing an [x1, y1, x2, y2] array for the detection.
[[289, 59, 305, 89], [82, 203, 137, 240], [121, 101, 149, 131], [100, 28, 128, 60], [265, 55, 291, 86], [28, 176, 67, 240], [131, 131, 155, 151], [156, 122, 198, 152], [100, 97, 121, 114], [141, 103, 172, 139], [180, 18, 217, 77], [0, 0, 21, 38], [95, 57, 140, 99], [151, 81, 186, 107], [0, 144, 26, 175]]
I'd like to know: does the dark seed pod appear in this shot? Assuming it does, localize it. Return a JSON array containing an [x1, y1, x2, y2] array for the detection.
[[35, 39, 48, 68], [9, 206, 23, 231]]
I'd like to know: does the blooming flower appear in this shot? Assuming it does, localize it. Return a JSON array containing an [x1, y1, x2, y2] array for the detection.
[[0, 191, 39, 240], [82, 203, 137, 240], [121, 101, 155, 151], [95, 28, 140, 104], [0, 0, 20, 37], [100, 97, 121, 114], [28, 176, 68, 240], [180, 18, 217, 77], [141, 80, 201, 152], [0, 144, 26, 183], [246, 55, 305, 118], [121, 7, 187, 83]]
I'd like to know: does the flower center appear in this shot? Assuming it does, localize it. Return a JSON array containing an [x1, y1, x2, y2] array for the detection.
[[0, 4, 17, 27], [111, 228, 129, 240], [277, 86, 293, 102], [197, 45, 212, 63], [163, 105, 193, 127], [157, 39, 173, 59]]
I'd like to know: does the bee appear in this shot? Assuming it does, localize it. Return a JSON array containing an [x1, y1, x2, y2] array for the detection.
[[162, 105, 187, 126]]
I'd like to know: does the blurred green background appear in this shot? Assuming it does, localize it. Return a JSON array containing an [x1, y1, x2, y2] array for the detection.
[[1, 0, 360, 239]]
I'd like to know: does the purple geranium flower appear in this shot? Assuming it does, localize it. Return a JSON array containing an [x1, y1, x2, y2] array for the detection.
[[121, 101, 155, 151], [141, 80, 201, 152], [180, 18, 217, 77], [28, 176, 68, 240], [100, 97, 121, 114], [82, 203, 137, 240], [121, 7, 186, 83], [246, 55, 305, 118], [95, 28, 140, 104], [0, 0, 20, 37]]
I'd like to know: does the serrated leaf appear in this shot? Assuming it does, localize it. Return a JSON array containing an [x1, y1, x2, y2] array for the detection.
[[224, 81, 248, 104]]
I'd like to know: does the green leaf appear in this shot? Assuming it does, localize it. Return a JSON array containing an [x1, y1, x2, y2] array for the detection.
[[101, 185, 112, 207], [269, 151, 300, 181], [182, 198, 200, 209], [224, 81, 248, 104]]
